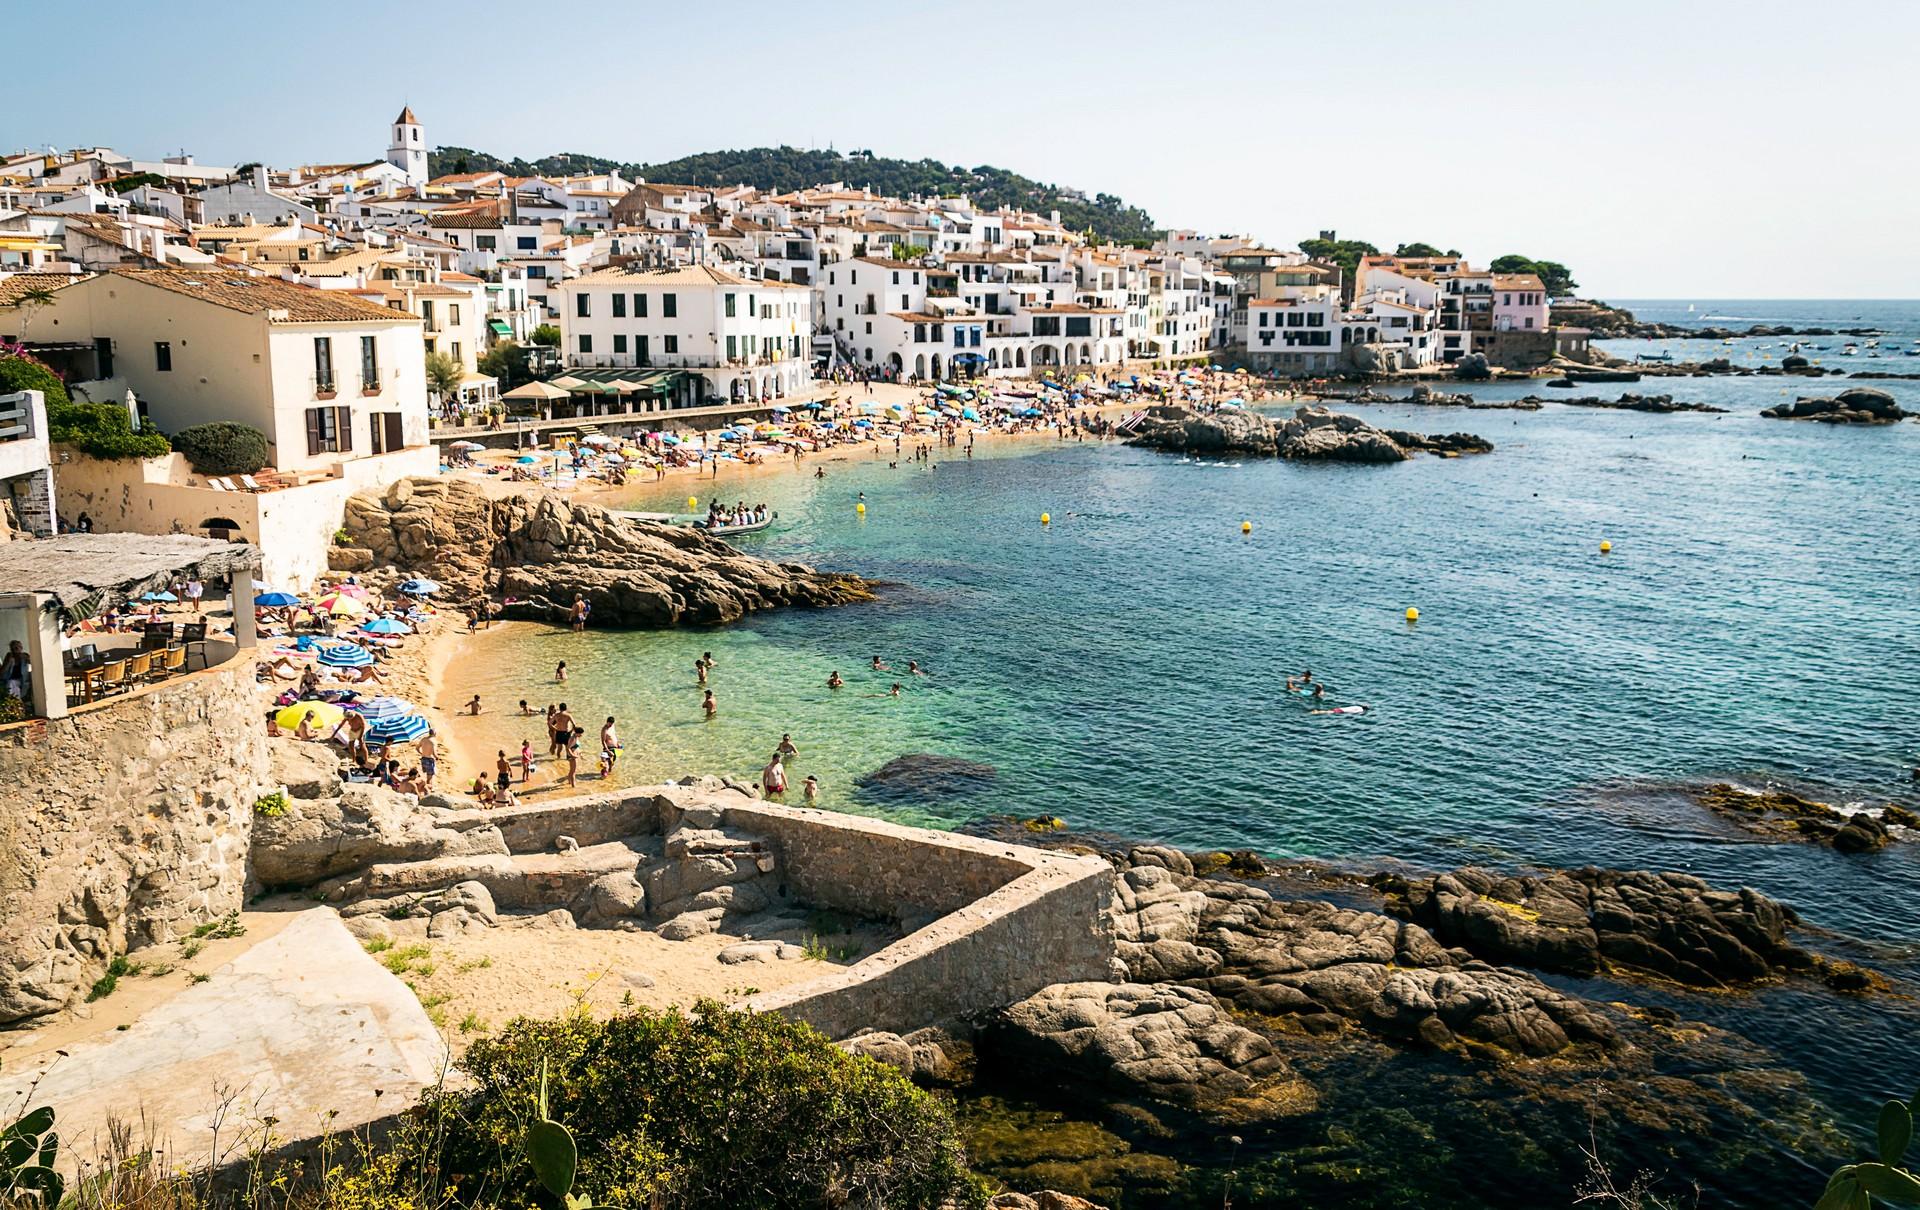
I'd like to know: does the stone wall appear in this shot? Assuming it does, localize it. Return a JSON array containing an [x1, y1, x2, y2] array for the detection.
[[0, 656, 270, 1025]]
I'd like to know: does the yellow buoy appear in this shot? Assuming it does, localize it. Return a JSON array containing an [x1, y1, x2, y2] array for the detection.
[[1405, 607, 1420, 622], [856, 502, 866, 515], [1040, 512, 1051, 525], [1600, 540, 1613, 553], [1241, 520, 1252, 534], [687, 496, 698, 510]]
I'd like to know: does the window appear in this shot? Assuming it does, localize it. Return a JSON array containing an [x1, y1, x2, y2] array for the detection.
[[891, 271, 900, 285], [635, 335, 649, 364], [662, 293, 676, 318], [304, 405, 351, 455], [360, 335, 378, 388], [663, 335, 678, 354], [613, 293, 626, 318], [913, 324, 926, 344], [726, 335, 737, 360], [576, 294, 590, 318], [314, 337, 334, 391], [451, 341, 461, 362], [725, 293, 736, 317], [1065, 317, 1092, 338], [154, 341, 172, 371], [517, 236, 536, 250], [526, 265, 546, 279], [579, 334, 593, 353], [1258, 312, 1269, 328], [614, 334, 627, 354], [954, 328, 965, 348], [900, 294, 909, 310], [634, 293, 646, 317], [850, 270, 858, 284], [475, 235, 496, 250], [368, 411, 403, 455]]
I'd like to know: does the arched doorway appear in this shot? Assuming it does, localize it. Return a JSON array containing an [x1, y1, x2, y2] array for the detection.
[[887, 352, 903, 375], [914, 354, 926, 379], [929, 354, 942, 381], [1015, 347, 1027, 368], [728, 376, 745, 400], [988, 349, 999, 369], [198, 516, 244, 542], [1080, 343, 1092, 364]]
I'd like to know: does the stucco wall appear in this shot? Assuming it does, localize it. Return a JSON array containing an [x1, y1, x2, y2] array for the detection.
[[53, 445, 438, 588], [0, 654, 270, 1025]]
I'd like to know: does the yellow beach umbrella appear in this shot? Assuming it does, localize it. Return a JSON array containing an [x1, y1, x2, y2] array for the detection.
[[276, 701, 345, 731], [315, 593, 368, 616]]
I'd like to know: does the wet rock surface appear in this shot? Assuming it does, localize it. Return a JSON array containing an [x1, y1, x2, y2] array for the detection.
[[1761, 386, 1912, 423], [1125, 405, 1491, 462], [856, 753, 998, 803], [1521, 392, 1729, 413], [1693, 782, 1917, 851], [341, 477, 874, 626]]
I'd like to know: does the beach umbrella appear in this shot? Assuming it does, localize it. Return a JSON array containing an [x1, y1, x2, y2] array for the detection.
[[359, 617, 412, 635], [276, 701, 344, 731], [718, 428, 742, 440], [448, 440, 485, 451], [771, 404, 790, 413], [333, 583, 371, 598], [398, 578, 440, 595], [315, 593, 368, 616], [604, 453, 626, 464], [255, 591, 301, 608], [353, 696, 417, 722], [659, 433, 681, 445], [516, 454, 538, 464], [853, 419, 873, 428], [316, 641, 374, 668], [581, 434, 617, 446], [961, 407, 980, 420], [366, 713, 431, 746], [141, 590, 177, 602]]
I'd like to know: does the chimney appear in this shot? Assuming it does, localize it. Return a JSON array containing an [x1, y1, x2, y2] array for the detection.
[[149, 229, 166, 264], [253, 164, 267, 191]]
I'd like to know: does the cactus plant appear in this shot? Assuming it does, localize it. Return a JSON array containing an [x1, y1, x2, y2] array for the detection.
[[1816, 1090, 1920, 1207], [525, 1059, 580, 1201], [2, 1103, 65, 1207]]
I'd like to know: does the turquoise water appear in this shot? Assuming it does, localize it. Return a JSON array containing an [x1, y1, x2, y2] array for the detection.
[[449, 301, 1920, 1198]]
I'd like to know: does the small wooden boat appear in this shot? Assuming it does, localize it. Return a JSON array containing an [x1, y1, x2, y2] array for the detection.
[[695, 516, 774, 536]]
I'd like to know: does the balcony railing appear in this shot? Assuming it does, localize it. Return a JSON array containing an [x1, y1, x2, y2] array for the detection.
[[313, 375, 337, 399]]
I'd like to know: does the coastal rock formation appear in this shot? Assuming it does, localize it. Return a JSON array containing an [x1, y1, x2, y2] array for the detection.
[[340, 477, 873, 626], [1102, 863, 1618, 1058], [1125, 405, 1491, 463], [1694, 782, 1916, 852], [838, 1026, 974, 1086], [1370, 867, 1813, 988], [1526, 393, 1729, 414], [987, 982, 1315, 1119], [1760, 387, 1912, 424]]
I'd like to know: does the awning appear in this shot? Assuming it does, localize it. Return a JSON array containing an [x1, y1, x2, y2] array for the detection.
[[488, 320, 514, 337]]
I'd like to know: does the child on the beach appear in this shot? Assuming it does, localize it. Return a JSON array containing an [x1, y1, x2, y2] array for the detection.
[[519, 739, 536, 783]]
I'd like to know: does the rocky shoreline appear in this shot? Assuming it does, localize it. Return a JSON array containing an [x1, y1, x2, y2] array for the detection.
[[1125, 404, 1492, 463], [1759, 386, 1913, 424], [339, 477, 874, 626]]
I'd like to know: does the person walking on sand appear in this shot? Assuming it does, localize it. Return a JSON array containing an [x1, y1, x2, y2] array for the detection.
[[495, 750, 513, 794], [702, 689, 717, 719], [600, 716, 619, 774], [563, 735, 579, 789], [416, 731, 438, 790], [762, 752, 788, 801], [520, 739, 535, 783]]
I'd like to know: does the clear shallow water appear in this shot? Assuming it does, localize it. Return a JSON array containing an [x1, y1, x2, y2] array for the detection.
[[448, 302, 1920, 1190]]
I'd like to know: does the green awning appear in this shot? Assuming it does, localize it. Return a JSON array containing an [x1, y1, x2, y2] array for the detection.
[[488, 320, 513, 336]]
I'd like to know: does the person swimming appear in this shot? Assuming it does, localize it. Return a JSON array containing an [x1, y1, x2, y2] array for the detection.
[[870, 655, 891, 671], [826, 671, 844, 689], [1308, 704, 1369, 716]]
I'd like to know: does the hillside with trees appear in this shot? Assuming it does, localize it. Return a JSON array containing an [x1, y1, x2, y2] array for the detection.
[[1296, 236, 1578, 296], [429, 144, 1159, 243]]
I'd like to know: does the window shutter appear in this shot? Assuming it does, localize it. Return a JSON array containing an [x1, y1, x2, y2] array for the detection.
[[338, 406, 353, 452], [386, 413, 404, 452], [306, 408, 321, 457]]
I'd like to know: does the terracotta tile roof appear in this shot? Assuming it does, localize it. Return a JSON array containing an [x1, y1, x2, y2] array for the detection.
[[427, 208, 505, 229], [1492, 274, 1544, 291], [0, 272, 91, 306], [107, 268, 423, 323]]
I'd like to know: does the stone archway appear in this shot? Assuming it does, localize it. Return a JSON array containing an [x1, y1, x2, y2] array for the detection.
[[914, 354, 926, 379], [1080, 343, 1092, 364], [930, 354, 942, 381], [1015, 347, 1027, 368], [887, 352, 903, 375]]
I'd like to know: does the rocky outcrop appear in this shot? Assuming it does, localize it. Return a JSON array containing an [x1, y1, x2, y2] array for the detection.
[[1125, 405, 1491, 463], [1694, 782, 1916, 852], [987, 982, 1315, 1120], [838, 1025, 975, 1086], [252, 743, 509, 886], [855, 754, 997, 804], [1371, 867, 1816, 989], [340, 477, 874, 626], [1528, 393, 1729, 414], [1761, 387, 1912, 424]]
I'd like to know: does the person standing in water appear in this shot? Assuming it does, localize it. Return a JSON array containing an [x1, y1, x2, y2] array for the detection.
[[776, 733, 798, 759], [762, 752, 788, 801], [826, 670, 844, 690], [702, 689, 717, 719]]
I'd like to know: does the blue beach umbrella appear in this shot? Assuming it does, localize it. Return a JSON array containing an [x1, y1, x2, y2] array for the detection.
[[516, 455, 537, 464], [141, 591, 177, 602], [316, 642, 374, 668], [398, 578, 440, 595], [355, 695, 417, 720], [366, 713, 431, 745], [255, 591, 301, 608], [961, 407, 980, 420], [359, 617, 412, 635]]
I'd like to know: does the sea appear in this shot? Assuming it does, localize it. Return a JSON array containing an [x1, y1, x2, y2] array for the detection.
[[450, 300, 1920, 1207]]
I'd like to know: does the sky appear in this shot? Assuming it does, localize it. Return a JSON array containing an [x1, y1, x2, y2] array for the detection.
[[8, 0, 1915, 298]]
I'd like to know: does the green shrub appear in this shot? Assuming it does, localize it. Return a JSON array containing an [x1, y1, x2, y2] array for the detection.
[[46, 400, 170, 460], [405, 1002, 983, 1209], [0, 351, 68, 406], [531, 324, 561, 347], [252, 789, 289, 818], [172, 421, 268, 476]]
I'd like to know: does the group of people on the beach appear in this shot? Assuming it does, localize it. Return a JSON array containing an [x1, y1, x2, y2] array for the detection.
[[459, 696, 623, 807]]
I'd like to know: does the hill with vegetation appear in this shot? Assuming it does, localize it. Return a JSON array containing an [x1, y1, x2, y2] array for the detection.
[[429, 144, 1159, 243]]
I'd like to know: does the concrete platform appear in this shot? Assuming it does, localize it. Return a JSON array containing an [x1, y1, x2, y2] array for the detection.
[[0, 908, 446, 1176]]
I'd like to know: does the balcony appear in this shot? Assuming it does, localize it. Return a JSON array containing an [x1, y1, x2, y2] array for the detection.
[[313, 375, 338, 399], [360, 377, 381, 396]]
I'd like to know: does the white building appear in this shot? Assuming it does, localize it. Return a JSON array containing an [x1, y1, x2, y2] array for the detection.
[[386, 107, 429, 191], [1246, 294, 1341, 374], [557, 264, 812, 404]]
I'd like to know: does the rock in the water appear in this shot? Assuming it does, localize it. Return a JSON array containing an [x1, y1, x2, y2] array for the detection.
[[838, 1026, 974, 1086], [856, 754, 997, 802], [1761, 387, 1911, 424], [1125, 405, 1490, 463], [988, 982, 1315, 1118], [339, 477, 874, 626], [1374, 867, 1813, 988]]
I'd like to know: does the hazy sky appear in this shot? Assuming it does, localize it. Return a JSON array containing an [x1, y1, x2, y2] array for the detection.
[[10, 0, 1914, 298]]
